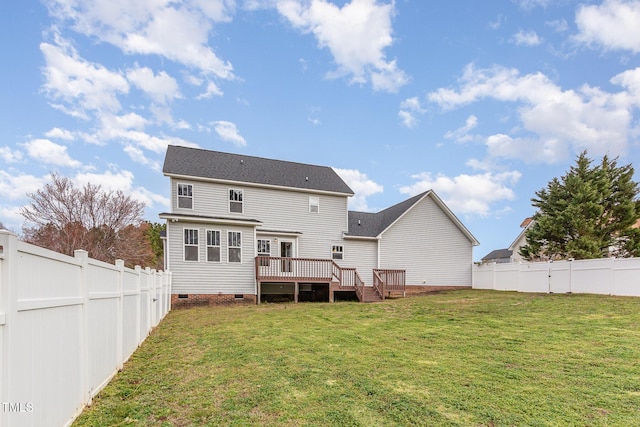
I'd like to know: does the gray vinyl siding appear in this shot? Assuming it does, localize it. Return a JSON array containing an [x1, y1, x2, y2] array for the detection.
[[166, 221, 256, 294], [343, 239, 378, 285], [379, 196, 473, 286], [250, 188, 347, 259], [166, 177, 349, 294], [170, 178, 348, 259]]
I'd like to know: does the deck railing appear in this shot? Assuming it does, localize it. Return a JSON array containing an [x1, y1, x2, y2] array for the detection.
[[255, 257, 405, 302], [339, 267, 363, 296], [255, 257, 341, 283], [373, 269, 406, 300]]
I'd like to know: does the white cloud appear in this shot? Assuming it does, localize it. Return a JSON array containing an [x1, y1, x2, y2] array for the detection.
[[428, 63, 637, 162], [444, 115, 478, 143], [575, 0, 640, 53], [212, 121, 247, 146], [611, 67, 640, 102], [40, 39, 129, 116], [74, 169, 169, 208], [123, 144, 162, 171], [511, 30, 542, 46], [47, 0, 235, 79], [398, 97, 425, 128], [488, 14, 505, 30], [97, 112, 148, 138], [333, 167, 383, 211], [89, 112, 198, 153], [0, 205, 25, 233], [515, 0, 551, 10], [126, 66, 181, 104], [22, 139, 82, 168], [546, 18, 568, 33], [0, 171, 47, 201], [399, 170, 522, 217], [45, 127, 75, 140], [277, 0, 408, 92], [0, 147, 23, 163], [196, 81, 224, 99]]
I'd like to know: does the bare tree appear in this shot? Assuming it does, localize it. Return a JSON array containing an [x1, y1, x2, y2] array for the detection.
[[21, 173, 155, 268]]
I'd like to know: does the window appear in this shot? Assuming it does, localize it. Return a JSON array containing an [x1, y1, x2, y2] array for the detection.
[[177, 183, 193, 209], [257, 239, 271, 266], [206, 230, 221, 262], [309, 196, 319, 213], [184, 229, 199, 261], [332, 245, 343, 260], [229, 189, 243, 213], [228, 231, 242, 263]]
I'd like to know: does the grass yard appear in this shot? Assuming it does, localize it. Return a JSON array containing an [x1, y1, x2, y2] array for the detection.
[[73, 290, 640, 426]]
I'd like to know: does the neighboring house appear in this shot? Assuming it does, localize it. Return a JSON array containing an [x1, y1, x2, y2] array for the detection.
[[160, 145, 479, 306], [509, 217, 534, 263], [481, 218, 533, 264], [481, 248, 513, 264]]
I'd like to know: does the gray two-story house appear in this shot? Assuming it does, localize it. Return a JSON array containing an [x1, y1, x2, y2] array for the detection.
[[160, 145, 479, 306]]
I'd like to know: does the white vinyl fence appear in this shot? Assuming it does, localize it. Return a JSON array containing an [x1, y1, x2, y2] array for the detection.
[[0, 230, 172, 427], [473, 257, 640, 297]]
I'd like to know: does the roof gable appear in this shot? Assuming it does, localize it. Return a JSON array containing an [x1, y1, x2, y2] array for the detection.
[[347, 190, 479, 246], [163, 145, 354, 195]]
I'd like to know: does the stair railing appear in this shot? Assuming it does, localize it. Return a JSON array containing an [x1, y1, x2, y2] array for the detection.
[[373, 269, 385, 301]]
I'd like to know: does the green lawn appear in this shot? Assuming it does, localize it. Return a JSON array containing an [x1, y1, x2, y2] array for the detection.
[[73, 290, 640, 426]]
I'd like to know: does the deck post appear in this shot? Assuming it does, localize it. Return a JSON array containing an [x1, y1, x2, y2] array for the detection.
[[257, 281, 261, 305], [294, 282, 299, 303]]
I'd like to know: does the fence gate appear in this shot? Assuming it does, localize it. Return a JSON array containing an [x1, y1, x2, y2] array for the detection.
[[549, 262, 572, 293]]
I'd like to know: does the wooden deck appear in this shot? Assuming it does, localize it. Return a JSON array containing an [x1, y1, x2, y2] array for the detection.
[[255, 257, 405, 303]]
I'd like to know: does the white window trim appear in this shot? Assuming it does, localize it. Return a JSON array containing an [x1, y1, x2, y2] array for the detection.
[[183, 228, 199, 262], [228, 231, 242, 263], [309, 196, 320, 213], [257, 239, 271, 257], [177, 182, 194, 210], [331, 245, 344, 260], [206, 229, 221, 263], [228, 188, 244, 214]]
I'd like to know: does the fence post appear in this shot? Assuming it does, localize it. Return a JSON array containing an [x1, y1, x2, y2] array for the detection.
[[115, 260, 124, 370], [134, 266, 142, 348], [0, 231, 18, 427], [75, 249, 92, 407], [147, 267, 156, 329]]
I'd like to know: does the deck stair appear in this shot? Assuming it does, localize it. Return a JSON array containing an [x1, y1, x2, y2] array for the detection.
[[361, 286, 383, 303], [255, 256, 404, 303]]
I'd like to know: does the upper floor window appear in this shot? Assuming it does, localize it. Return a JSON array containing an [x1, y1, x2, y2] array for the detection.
[[332, 245, 344, 260], [206, 230, 221, 262], [228, 231, 242, 263], [229, 189, 243, 213], [177, 183, 193, 209], [309, 196, 319, 213], [184, 228, 199, 261]]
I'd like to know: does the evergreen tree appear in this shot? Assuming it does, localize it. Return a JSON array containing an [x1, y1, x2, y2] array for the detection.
[[145, 221, 166, 270], [520, 151, 640, 261]]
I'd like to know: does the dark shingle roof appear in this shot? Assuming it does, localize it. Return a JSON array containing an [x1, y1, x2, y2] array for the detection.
[[346, 190, 479, 246], [347, 192, 426, 238], [163, 145, 354, 195], [481, 248, 513, 262]]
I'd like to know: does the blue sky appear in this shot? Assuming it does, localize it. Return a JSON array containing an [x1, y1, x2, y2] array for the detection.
[[1, 0, 639, 261]]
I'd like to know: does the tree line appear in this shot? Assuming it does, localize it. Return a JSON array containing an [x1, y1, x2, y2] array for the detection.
[[19, 173, 164, 269]]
